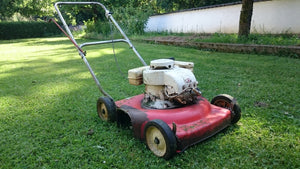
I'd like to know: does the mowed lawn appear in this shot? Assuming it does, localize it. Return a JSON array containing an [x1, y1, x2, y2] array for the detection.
[[0, 37, 299, 168]]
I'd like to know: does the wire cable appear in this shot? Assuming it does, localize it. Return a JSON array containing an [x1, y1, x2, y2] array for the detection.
[[109, 20, 127, 79]]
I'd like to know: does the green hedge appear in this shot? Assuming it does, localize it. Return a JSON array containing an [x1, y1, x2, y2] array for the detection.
[[0, 21, 62, 40]]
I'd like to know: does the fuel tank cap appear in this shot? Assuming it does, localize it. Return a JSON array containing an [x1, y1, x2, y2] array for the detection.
[[150, 59, 174, 69]]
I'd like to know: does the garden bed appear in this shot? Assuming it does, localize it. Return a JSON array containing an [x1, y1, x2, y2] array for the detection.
[[145, 36, 300, 58]]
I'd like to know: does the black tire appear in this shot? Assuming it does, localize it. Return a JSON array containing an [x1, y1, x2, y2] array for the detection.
[[211, 94, 241, 124], [144, 119, 177, 160], [97, 96, 117, 122]]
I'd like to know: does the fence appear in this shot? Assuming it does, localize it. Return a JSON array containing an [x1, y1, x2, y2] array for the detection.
[[145, 0, 300, 34]]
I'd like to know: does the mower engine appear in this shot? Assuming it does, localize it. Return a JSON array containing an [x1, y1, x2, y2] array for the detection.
[[128, 59, 201, 109]]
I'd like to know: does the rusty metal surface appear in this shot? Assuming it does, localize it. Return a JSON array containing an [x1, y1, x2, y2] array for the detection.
[[118, 104, 148, 139], [115, 94, 232, 151]]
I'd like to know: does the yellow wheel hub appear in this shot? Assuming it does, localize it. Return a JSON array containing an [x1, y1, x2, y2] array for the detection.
[[146, 126, 167, 157], [99, 103, 108, 120]]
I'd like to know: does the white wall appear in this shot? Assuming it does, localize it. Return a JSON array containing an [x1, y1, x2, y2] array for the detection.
[[145, 0, 300, 34], [251, 0, 300, 33]]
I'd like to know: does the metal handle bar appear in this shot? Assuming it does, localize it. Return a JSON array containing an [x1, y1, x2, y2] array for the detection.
[[54, 2, 147, 66], [79, 39, 128, 48], [54, 2, 148, 99]]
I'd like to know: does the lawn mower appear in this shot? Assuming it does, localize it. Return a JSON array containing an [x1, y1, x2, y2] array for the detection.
[[53, 2, 241, 159]]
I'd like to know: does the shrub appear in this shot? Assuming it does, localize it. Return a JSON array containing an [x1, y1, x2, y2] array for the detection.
[[0, 21, 62, 40], [83, 3, 153, 37], [112, 5, 152, 35], [84, 19, 111, 37]]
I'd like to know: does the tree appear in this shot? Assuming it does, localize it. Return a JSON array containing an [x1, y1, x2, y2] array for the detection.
[[19, 0, 54, 18], [173, 0, 240, 11], [1, 0, 243, 21], [238, 0, 254, 38], [0, 0, 20, 20], [0, 0, 54, 20], [148, 0, 240, 14]]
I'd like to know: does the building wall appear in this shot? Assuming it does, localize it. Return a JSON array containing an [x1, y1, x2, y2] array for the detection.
[[145, 0, 300, 34]]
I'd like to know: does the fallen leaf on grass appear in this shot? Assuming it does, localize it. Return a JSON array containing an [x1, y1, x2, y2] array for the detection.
[[254, 101, 269, 107]]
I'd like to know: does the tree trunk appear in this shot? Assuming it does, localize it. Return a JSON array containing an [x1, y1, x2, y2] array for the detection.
[[238, 0, 254, 38]]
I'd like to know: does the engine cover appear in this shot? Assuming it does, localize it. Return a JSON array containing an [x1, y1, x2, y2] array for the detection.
[[141, 59, 201, 109]]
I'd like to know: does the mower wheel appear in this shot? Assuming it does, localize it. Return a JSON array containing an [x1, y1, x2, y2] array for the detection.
[[97, 96, 117, 122], [144, 119, 177, 160], [211, 94, 241, 124]]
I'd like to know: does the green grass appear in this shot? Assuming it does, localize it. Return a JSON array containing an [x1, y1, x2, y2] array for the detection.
[[134, 32, 300, 46], [193, 33, 300, 46], [0, 37, 299, 168]]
